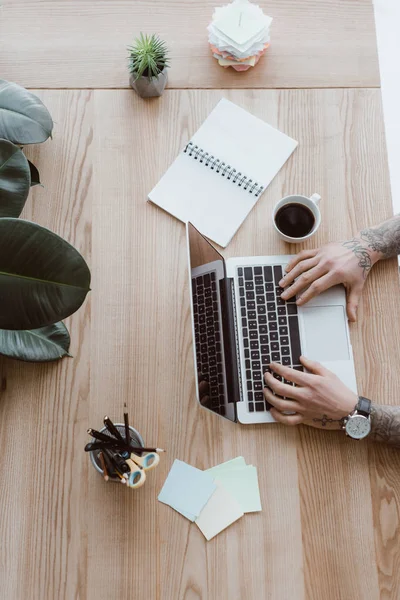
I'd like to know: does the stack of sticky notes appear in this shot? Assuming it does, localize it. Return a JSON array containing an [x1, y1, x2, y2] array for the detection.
[[208, 0, 272, 72], [158, 457, 261, 540]]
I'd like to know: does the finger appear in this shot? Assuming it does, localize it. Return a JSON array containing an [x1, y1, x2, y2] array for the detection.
[[279, 256, 319, 288], [199, 380, 209, 394], [264, 372, 303, 401], [199, 381, 210, 403], [296, 272, 336, 305], [281, 265, 328, 301], [200, 396, 210, 407], [346, 284, 363, 322], [268, 362, 311, 386], [284, 249, 318, 275], [300, 355, 330, 376], [270, 408, 304, 426], [263, 386, 302, 412]]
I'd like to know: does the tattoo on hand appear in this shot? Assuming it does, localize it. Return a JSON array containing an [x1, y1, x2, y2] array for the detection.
[[370, 403, 400, 448], [342, 239, 373, 278], [360, 214, 400, 259], [313, 414, 346, 427]]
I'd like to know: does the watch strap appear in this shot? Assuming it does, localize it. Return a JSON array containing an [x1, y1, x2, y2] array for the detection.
[[356, 396, 371, 418]]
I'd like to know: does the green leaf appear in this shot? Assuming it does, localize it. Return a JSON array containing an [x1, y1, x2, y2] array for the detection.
[[28, 159, 41, 186], [0, 80, 53, 145], [0, 138, 31, 217], [0, 322, 71, 362], [0, 218, 91, 330], [128, 33, 169, 79]]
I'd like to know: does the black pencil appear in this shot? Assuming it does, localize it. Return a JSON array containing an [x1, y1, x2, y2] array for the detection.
[[103, 448, 129, 478], [103, 416, 124, 443], [123, 406, 130, 446], [101, 448, 116, 478], [87, 428, 115, 444], [85, 441, 121, 452], [85, 441, 164, 453]]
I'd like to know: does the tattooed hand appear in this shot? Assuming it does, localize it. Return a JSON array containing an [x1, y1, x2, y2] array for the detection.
[[279, 241, 376, 321], [263, 358, 358, 429], [279, 214, 400, 322]]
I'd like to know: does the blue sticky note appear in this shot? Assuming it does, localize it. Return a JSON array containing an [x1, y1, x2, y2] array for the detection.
[[158, 459, 217, 521]]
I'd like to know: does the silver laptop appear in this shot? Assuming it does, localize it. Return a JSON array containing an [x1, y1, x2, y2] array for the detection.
[[187, 222, 357, 424]]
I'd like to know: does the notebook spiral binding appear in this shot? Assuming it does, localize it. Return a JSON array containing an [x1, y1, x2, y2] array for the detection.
[[184, 141, 264, 198]]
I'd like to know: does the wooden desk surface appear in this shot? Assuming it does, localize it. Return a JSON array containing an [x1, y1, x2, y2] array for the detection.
[[0, 0, 379, 89], [0, 0, 398, 598], [1, 88, 400, 600]]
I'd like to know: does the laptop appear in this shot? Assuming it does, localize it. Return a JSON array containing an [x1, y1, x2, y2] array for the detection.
[[187, 222, 358, 424]]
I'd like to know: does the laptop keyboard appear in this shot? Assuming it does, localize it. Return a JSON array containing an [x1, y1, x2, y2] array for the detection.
[[192, 271, 226, 416], [237, 264, 303, 413]]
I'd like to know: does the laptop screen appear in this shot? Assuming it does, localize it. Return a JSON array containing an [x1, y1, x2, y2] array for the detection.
[[187, 223, 236, 422]]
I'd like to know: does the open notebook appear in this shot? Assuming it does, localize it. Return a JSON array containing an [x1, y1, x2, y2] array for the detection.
[[148, 98, 298, 247]]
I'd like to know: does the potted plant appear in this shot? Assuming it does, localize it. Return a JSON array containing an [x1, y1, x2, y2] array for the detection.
[[128, 33, 170, 98], [0, 79, 90, 362]]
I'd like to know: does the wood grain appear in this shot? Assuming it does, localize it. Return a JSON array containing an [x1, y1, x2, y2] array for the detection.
[[89, 89, 397, 600], [279, 89, 400, 599], [0, 0, 379, 89], [1, 88, 400, 600], [0, 91, 93, 600], [369, 445, 400, 600], [91, 89, 304, 600]]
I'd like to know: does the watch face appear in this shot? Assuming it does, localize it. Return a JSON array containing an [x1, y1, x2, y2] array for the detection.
[[345, 415, 371, 439]]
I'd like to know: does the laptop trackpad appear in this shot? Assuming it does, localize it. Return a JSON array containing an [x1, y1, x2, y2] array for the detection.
[[301, 306, 349, 362]]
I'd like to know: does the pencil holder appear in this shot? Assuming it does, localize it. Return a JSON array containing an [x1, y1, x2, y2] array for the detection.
[[90, 424, 144, 482]]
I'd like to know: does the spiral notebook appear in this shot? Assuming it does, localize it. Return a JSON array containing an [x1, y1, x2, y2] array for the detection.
[[148, 98, 298, 247]]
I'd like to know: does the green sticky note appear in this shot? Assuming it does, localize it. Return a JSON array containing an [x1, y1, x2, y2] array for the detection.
[[206, 456, 247, 477], [210, 466, 262, 513]]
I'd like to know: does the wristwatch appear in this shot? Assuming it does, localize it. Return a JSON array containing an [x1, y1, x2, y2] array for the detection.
[[343, 397, 372, 440]]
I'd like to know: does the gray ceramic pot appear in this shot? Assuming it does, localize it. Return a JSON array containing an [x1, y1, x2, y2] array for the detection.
[[129, 68, 168, 98]]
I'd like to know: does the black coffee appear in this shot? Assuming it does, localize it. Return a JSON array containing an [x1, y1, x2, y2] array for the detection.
[[275, 203, 315, 238]]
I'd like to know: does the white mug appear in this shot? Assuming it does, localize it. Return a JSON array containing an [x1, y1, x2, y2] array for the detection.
[[272, 193, 322, 243]]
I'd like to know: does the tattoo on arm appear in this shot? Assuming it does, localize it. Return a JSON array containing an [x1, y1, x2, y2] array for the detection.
[[370, 403, 400, 448], [313, 414, 345, 428], [342, 239, 373, 278], [341, 214, 400, 277], [360, 214, 400, 259]]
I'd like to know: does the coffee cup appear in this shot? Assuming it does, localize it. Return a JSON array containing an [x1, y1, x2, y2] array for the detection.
[[272, 193, 321, 243]]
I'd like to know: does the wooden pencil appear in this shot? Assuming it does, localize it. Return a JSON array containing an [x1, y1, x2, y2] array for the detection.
[[99, 451, 109, 482]]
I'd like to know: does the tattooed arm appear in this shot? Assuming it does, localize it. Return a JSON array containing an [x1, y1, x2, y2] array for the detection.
[[263, 360, 400, 447], [360, 214, 400, 259], [279, 214, 400, 321], [262, 215, 400, 441], [370, 404, 400, 447]]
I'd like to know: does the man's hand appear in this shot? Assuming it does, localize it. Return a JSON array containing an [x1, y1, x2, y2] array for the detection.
[[263, 357, 358, 429], [278, 239, 380, 321]]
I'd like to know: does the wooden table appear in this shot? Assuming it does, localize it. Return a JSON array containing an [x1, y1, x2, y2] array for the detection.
[[1, 3, 400, 600], [0, 0, 379, 88]]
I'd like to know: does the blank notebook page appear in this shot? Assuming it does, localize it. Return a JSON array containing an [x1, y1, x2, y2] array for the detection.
[[148, 98, 298, 247]]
